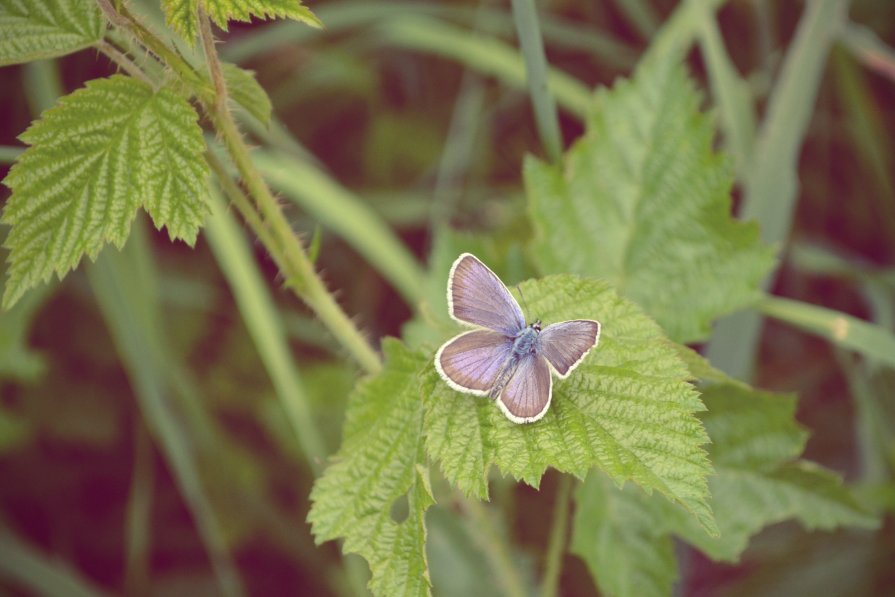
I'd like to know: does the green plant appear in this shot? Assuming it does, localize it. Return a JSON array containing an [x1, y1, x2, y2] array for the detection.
[[2, 1, 893, 596]]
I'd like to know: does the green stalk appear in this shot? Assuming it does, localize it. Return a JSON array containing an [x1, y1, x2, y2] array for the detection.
[[511, 0, 562, 163], [458, 496, 526, 597], [197, 13, 382, 374], [124, 422, 152, 596], [540, 475, 573, 597]]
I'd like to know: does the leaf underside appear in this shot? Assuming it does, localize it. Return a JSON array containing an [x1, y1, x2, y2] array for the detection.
[[527, 61, 775, 343], [162, 0, 322, 42], [222, 62, 273, 125], [0, 0, 104, 66], [424, 274, 718, 536], [308, 340, 434, 597], [2, 75, 209, 308]]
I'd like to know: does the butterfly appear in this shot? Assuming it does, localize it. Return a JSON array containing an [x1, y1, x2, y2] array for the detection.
[[434, 253, 601, 424]]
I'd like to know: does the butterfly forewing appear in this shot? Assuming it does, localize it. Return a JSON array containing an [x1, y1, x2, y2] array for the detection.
[[537, 320, 601, 378], [436, 329, 514, 395], [497, 353, 552, 423], [448, 253, 525, 335]]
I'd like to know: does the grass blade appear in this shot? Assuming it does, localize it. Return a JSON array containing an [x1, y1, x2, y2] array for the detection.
[[706, 0, 850, 380], [0, 526, 108, 597], [511, 0, 562, 162], [87, 222, 245, 597], [204, 190, 328, 471], [758, 296, 895, 368]]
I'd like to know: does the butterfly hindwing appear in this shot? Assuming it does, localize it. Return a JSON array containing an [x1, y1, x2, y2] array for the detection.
[[448, 253, 525, 336], [435, 329, 514, 396], [497, 353, 552, 424], [537, 319, 601, 378]]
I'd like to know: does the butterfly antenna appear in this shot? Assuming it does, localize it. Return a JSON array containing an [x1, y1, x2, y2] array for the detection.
[[516, 285, 530, 318]]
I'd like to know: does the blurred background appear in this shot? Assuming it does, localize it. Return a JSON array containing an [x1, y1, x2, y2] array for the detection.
[[1, 0, 894, 595]]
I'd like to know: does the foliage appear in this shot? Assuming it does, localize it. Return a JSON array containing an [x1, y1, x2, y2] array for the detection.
[[527, 60, 775, 344], [1, 0, 892, 596], [0, 0, 103, 66], [1, 75, 209, 308]]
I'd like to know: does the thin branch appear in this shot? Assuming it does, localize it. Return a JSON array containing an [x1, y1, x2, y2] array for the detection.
[[197, 11, 382, 374], [96, 39, 153, 85]]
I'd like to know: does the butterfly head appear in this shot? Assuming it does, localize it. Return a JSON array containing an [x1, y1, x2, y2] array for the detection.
[[530, 319, 542, 332]]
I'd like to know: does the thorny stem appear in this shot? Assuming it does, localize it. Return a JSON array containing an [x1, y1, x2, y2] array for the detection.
[[197, 13, 382, 374], [96, 39, 152, 85]]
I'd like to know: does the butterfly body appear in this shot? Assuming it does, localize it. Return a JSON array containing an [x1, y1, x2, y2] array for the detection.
[[435, 254, 601, 424]]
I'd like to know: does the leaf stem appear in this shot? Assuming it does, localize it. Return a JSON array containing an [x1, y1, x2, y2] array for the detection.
[[95, 39, 153, 85], [458, 495, 526, 597], [510, 0, 563, 163], [540, 475, 572, 597], [197, 13, 382, 375]]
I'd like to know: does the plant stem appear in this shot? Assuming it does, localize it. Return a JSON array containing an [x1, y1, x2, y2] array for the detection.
[[510, 0, 562, 163], [96, 39, 152, 84], [197, 13, 382, 375], [540, 475, 572, 597], [458, 495, 526, 597]]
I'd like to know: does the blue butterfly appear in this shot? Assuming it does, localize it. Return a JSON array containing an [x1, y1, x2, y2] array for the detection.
[[435, 253, 601, 423]]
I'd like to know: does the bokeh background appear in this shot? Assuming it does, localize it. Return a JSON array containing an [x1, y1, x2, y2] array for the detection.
[[1, 0, 894, 595]]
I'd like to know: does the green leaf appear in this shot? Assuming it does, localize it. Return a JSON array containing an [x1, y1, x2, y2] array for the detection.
[[571, 473, 677, 597], [0, 0, 103, 66], [423, 273, 718, 535], [309, 340, 434, 597], [527, 61, 775, 343], [221, 62, 272, 125], [571, 381, 878, 597], [2, 75, 209, 308], [666, 383, 879, 561], [162, 0, 322, 42]]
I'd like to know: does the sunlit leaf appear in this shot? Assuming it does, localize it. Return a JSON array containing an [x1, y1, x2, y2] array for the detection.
[[2, 75, 209, 308], [162, 0, 321, 43], [309, 340, 434, 597], [0, 0, 103, 66], [423, 273, 718, 535], [527, 61, 774, 343]]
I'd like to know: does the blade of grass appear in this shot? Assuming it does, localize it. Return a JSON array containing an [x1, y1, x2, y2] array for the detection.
[[204, 189, 328, 472], [540, 475, 573, 597], [0, 145, 23, 164], [840, 22, 895, 84], [640, 0, 728, 65], [221, 1, 635, 70], [831, 48, 895, 247], [124, 422, 153, 596], [0, 526, 108, 597], [758, 296, 895, 368], [706, 0, 850, 380], [87, 222, 245, 597], [511, 0, 563, 163], [614, 0, 660, 41], [377, 16, 591, 119], [690, 0, 756, 174], [251, 151, 425, 306]]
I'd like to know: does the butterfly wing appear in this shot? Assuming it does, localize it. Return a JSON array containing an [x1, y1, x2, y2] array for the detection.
[[448, 253, 525, 335], [497, 353, 552, 423], [537, 320, 601, 378], [435, 329, 514, 396]]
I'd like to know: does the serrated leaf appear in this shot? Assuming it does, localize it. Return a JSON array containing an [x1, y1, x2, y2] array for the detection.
[[571, 473, 677, 597], [527, 61, 775, 343], [571, 382, 878, 597], [666, 384, 879, 561], [423, 273, 718, 535], [162, 0, 322, 42], [0, 0, 103, 66], [309, 340, 434, 597], [2, 75, 210, 309], [221, 62, 272, 125]]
